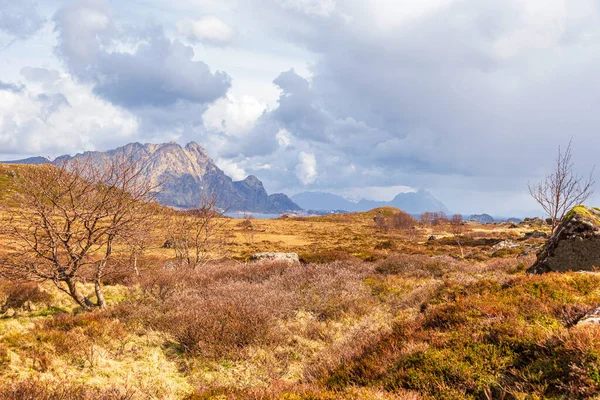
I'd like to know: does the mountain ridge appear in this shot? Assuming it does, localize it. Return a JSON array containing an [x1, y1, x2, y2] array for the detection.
[[292, 189, 449, 214], [3, 142, 301, 214]]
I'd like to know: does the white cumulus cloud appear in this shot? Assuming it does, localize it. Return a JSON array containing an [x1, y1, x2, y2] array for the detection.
[[177, 16, 235, 46], [295, 151, 317, 185]]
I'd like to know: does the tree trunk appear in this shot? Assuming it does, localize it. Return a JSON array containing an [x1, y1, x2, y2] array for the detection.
[[66, 278, 95, 309], [94, 280, 107, 308]]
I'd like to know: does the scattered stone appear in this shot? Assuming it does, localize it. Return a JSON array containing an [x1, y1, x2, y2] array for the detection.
[[577, 305, 600, 326], [428, 235, 436, 242], [518, 245, 543, 258], [508, 223, 519, 229], [520, 217, 545, 227], [524, 230, 548, 239], [250, 252, 300, 263], [528, 205, 600, 274], [491, 240, 522, 252]]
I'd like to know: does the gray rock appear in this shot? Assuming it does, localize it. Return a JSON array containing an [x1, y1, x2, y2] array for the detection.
[[518, 245, 543, 258], [577, 305, 600, 326], [491, 240, 522, 252], [249, 252, 299, 263], [520, 217, 545, 227], [528, 206, 600, 274], [524, 230, 548, 239]]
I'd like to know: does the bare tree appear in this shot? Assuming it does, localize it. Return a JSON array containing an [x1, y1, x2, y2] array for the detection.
[[528, 140, 595, 232], [0, 153, 158, 309], [166, 195, 231, 269], [449, 214, 465, 258]]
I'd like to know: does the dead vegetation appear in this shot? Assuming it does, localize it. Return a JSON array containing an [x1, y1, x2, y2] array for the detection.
[[1, 163, 597, 399]]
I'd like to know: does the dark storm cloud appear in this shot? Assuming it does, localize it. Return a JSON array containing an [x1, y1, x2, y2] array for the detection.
[[53, 0, 231, 109], [0, 0, 45, 40], [239, 0, 600, 206]]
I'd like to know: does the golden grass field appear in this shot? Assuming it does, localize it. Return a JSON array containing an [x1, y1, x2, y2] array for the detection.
[[2, 163, 600, 399]]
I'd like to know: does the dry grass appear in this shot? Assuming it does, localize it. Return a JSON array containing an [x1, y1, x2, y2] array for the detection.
[[2, 165, 595, 399]]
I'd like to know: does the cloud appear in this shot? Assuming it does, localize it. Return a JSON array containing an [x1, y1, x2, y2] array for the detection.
[[0, 81, 24, 93], [277, 0, 337, 17], [203, 93, 266, 136], [295, 151, 317, 184], [220, 0, 600, 213], [177, 16, 235, 46], [53, 0, 231, 109], [0, 0, 45, 41], [0, 73, 138, 158], [216, 158, 247, 181]]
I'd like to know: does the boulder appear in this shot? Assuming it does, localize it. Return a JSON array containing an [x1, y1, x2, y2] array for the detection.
[[528, 206, 600, 274], [428, 235, 436, 242], [577, 305, 600, 326], [491, 240, 522, 252], [520, 217, 545, 227], [249, 252, 300, 263], [524, 230, 548, 239]]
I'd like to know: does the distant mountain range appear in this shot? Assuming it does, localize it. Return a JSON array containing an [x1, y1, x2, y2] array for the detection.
[[2, 142, 301, 214], [291, 190, 449, 214]]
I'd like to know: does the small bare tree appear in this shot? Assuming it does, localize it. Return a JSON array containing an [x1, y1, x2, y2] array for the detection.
[[166, 195, 231, 269], [0, 153, 158, 309], [449, 214, 465, 258], [528, 140, 595, 232]]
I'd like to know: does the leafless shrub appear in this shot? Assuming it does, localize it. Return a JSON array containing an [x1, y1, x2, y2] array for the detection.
[[528, 140, 595, 231], [0, 282, 52, 311], [0, 153, 159, 309], [420, 211, 448, 226], [449, 214, 465, 258], [165, 195, 231, 269], [374, 210, 416, 231]]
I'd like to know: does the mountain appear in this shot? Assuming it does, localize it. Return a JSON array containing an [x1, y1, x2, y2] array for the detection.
[[292, 189, 448, 214], [2, 156, 50, 165], [467, 214, 495, 224], [4, 142, 301, 213], [290, 192, 357, 211]]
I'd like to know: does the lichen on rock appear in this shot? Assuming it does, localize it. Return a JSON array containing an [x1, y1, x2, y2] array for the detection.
[[528, 205, 600, 274]]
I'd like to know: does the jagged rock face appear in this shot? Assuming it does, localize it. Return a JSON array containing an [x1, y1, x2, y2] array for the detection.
[[56, 142, 301, 213], [528, 206, 600, 274]]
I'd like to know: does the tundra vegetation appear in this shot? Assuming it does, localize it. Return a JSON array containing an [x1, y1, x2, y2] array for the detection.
[[0, 162, 599, 399]]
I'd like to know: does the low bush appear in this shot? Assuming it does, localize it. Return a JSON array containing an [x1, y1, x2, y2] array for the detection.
[[0, 282, 53, 311], [0, 378, 135, 400]]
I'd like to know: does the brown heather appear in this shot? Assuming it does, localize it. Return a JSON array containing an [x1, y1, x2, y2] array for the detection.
[[1, 164, 600, 398]]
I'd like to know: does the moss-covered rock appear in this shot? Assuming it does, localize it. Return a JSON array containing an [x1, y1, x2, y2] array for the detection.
[[528, 205, 600, 274]]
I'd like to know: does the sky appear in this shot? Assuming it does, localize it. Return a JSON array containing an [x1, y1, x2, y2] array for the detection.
[[1, 0, 599, 217]]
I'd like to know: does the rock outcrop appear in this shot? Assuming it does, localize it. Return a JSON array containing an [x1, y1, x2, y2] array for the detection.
[[528, 206, 600, 274], [249, 252, 300, 263]]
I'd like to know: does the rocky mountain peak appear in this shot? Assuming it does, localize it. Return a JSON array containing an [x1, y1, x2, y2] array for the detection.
[[5, 142, 300, 213], [240, 175, 263, 188]]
